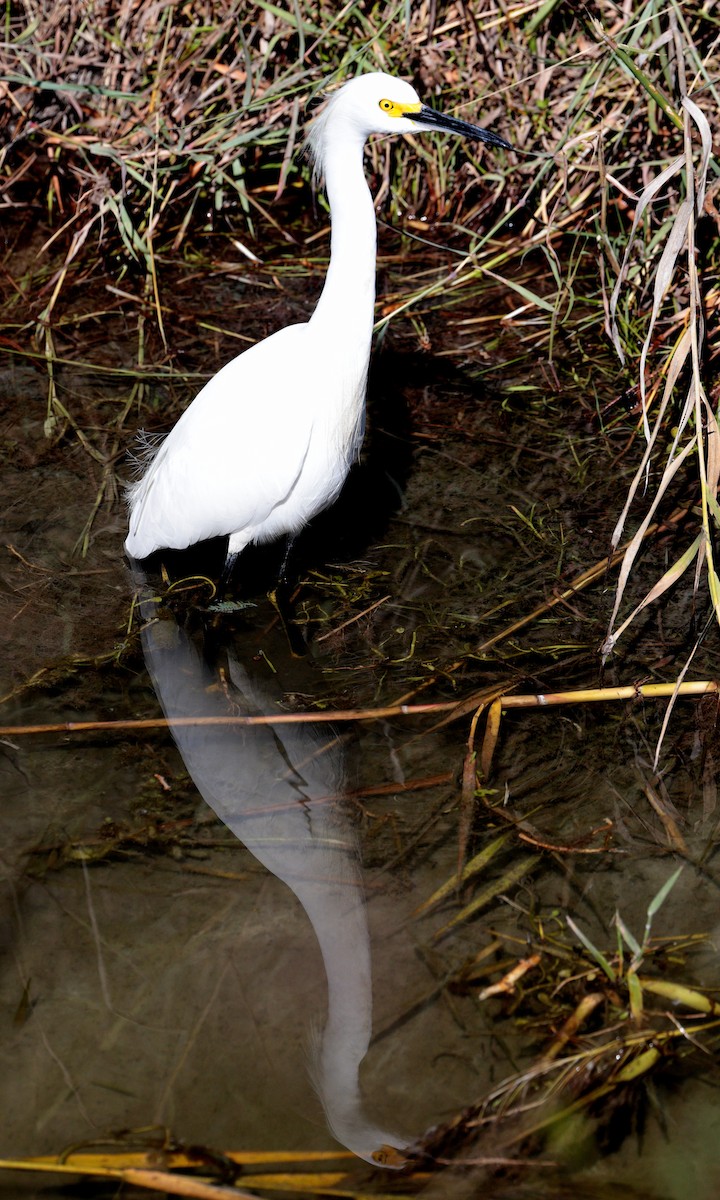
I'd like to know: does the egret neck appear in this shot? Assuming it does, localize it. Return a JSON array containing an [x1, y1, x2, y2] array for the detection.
[[310, 134, 377, 359]]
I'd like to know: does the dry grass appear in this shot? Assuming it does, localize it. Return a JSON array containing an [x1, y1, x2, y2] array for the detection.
[[2, 2, 720, 646], [3, 8, 720, 1189]]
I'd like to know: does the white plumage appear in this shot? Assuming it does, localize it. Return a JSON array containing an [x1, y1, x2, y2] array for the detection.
[[125, 72, 510, 572]]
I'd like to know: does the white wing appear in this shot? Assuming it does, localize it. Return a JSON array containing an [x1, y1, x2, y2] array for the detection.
[[125, 323, 317, 557]]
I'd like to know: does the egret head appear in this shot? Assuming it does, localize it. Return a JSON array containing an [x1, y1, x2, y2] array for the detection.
[[307, 71, 511, 180]]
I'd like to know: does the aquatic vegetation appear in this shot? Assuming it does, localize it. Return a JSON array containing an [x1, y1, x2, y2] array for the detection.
[[2, 3, 720, 1195]]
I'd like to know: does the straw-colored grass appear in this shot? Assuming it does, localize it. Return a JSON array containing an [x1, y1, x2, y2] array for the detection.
[[3, 7, 720, 1187], [1, 1, 719, 637]]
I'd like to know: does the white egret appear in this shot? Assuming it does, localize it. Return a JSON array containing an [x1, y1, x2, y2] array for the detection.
[[125, 72, 511, 575]]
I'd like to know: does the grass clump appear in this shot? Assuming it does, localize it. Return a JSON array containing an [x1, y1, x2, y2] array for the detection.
[[2, 3, 720, 645], [1, 1, 719, 678], [414, 867, 720, 1173]]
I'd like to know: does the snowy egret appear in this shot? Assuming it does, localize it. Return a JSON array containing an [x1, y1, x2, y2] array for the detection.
[[125, 72, 511, 575]]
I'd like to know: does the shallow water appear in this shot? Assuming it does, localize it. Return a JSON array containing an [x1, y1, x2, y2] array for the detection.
[[1, 224, 720, 1199]]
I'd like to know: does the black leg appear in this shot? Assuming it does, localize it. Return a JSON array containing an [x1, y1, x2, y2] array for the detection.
[[269, 577, 307, 657], [219, 550, 239, 594], [279, 535, 296, 584]]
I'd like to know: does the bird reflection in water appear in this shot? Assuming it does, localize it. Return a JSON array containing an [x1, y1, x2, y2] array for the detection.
[[136, 589, 408, 1168]]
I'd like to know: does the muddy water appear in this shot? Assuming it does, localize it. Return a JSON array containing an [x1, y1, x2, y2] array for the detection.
[[1, 227, 720, 1199]]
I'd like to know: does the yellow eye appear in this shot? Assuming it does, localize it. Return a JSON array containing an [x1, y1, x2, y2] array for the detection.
[[379, 98, 399, 115]]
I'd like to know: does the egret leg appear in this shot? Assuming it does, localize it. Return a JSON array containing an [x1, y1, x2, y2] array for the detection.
[[279, 535, 296, 584], [273, 536, 307, 653], [219, 550, 240, 594], [269, 578, 307, 657]]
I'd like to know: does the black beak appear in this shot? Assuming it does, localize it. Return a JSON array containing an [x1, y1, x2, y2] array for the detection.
[[410, 104, 512, 152]]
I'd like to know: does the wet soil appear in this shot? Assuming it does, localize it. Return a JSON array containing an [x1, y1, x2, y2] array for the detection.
[[1, 215, 720, 1199]]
